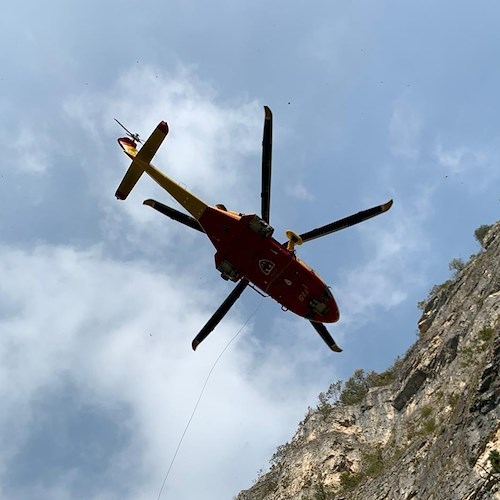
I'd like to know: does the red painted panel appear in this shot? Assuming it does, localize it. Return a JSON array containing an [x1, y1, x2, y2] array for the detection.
[[199, 208, 339, 323]]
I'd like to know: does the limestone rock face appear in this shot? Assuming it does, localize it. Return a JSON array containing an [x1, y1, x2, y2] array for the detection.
[[236, 223, 500, 500]]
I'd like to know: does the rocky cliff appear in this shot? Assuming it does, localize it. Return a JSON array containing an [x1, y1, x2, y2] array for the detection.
[[236, 222, 500, 500]]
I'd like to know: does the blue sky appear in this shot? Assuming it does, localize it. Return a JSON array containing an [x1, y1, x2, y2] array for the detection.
[[1, 1, 499, 499]]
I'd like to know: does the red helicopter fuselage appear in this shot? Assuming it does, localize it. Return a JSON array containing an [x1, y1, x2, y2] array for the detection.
[[199, 206, 340, 323]]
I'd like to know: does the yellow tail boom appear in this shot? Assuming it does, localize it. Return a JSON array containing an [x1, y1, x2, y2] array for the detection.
[[116, 121, 208, 221]]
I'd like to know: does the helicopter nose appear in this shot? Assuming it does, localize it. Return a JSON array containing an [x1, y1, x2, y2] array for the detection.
[[321, 288, 340, 323], [308, 290, 340, 323], [327, 299, 340, 322]]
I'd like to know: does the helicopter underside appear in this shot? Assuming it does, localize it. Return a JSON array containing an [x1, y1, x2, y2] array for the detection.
[[198, 206, 340, 323]]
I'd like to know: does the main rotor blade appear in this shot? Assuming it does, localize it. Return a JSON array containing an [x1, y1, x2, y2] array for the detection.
[[114, 118, 133, 136], [261, 106, 273, 223], [299, 200, 393, 243], [310, 321, 342, 352], [192, 279, 249, 351], [143, 199, 204, 233]]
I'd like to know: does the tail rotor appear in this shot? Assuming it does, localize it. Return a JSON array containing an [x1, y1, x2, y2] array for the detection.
[[114, 118, 144, 144]]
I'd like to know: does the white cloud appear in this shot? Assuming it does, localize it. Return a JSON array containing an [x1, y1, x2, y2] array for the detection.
[[435, 143, 484, 173], [334, 193, 432, 332], [285, 181, 315, 201], [0, 243, 333, 499], [434, 141, 499, 191], [389, 98, 422, 160], [8, 126, 56, 174]]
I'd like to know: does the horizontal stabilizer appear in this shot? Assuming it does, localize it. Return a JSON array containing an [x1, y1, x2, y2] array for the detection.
[[135, 121, 169, 164], [115, 121, 169, 200], [115, 160, 143, 200]]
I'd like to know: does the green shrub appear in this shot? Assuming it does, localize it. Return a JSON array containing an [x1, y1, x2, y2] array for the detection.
[[421, 407, 433, 418], [340, 369, 369, 406], [337, 446, 385, 494], [447, 393, 460, 408], [363, 446, 385, 477], [418, 279, 454, 311], [270, 442, 290, 469], [339, 472, 363, 491], [418, 223, 493, 312], [449, 258, 466, 277], [316, 381, 343, 417], [423, 418, 437, 434], [478, 327, 494, 343], [321, 366, 399, 409], [312, 473, 333, 500], [474, 224, 493, 248], [489, 450, 500, 474], [365, 368, 397, 387], [417, 299, 427, 311]]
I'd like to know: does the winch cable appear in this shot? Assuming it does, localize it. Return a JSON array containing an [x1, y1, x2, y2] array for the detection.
[[157, 298, 264, 500]]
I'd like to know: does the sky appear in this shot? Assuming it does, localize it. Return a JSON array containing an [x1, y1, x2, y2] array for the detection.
[[0, 1, 499, 499]]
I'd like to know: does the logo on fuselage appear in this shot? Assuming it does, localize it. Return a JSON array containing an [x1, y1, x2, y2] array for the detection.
[[259, 259, 275, 275]]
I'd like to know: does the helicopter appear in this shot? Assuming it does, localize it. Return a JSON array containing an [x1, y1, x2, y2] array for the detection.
[[115, 107, 393, 352]]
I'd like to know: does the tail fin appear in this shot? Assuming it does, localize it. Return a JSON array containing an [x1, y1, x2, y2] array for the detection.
[[115, 121, 169, 200]]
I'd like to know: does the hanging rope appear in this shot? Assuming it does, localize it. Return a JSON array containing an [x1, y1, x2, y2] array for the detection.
[[157, 299, 264, 500]]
